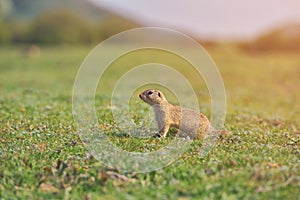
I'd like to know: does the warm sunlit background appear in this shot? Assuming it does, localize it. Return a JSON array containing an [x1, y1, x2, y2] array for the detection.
[[91, 0, 300, 40], [1, 0, 300, 51]]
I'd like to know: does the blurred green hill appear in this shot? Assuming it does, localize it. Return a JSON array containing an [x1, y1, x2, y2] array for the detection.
[[240, 23, 300, 53], [0, 0, 139, 44], [1, 0, 300, 50], [9, 0, 108, 21]]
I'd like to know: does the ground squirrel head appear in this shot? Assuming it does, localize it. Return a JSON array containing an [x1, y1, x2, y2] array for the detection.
[[139, 89, 167, 105]]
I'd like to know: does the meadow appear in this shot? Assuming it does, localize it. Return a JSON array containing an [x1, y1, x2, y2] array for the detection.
[[0, 44, 299, 199]]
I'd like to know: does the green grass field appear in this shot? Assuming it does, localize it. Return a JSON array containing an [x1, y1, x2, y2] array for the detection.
[[0, 45, 299, 199]]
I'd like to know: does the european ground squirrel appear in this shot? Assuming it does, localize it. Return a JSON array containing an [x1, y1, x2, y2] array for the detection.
[[139, 89, 211, 139]]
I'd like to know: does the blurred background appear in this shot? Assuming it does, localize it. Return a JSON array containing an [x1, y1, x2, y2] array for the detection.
[[0, 0, 300, 52]]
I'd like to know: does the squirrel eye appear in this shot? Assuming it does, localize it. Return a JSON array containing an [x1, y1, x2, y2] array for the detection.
[[147, 91, 153, 95]]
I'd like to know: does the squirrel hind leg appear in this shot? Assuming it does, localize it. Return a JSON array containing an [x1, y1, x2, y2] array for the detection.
[[177, 131, 193, 140]]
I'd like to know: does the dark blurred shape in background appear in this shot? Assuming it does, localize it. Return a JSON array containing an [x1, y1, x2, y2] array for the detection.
[[0, 0, 139, 44]]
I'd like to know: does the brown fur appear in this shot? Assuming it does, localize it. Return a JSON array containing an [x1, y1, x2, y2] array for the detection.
[[139, 89, 211, 139]]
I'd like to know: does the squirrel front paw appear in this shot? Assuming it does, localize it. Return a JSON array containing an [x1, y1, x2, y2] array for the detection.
[[153, 133, 167, 138], [153, 133, 162, 138]]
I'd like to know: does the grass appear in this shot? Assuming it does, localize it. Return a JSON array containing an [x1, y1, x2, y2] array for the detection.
[[0, 45, 299, 199]]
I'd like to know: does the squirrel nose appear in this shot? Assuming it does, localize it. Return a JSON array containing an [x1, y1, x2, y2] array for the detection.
[[139, 94, 142, 99]]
